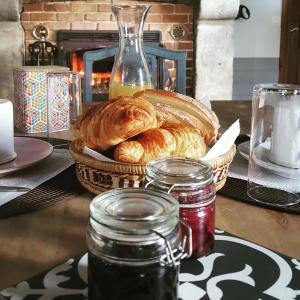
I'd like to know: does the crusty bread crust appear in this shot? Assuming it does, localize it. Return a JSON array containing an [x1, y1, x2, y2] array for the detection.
[[134, 89, 219, 145]]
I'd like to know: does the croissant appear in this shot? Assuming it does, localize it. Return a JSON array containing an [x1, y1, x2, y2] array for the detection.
[[77, 96, 158, 151], [114, 121, 206, 163], [114, 128, 176, 163], [134, 89, 219, 145], [162, 122, 206, 158]]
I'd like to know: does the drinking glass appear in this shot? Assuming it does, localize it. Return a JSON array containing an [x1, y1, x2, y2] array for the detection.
[[47, 71, 81, 140], [247, 84, 300, 206]]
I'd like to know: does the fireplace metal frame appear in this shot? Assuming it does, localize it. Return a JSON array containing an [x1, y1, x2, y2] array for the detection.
[[56, 30, 162, 68]]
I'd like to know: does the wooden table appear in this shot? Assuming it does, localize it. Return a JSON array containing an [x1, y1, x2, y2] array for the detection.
[[0, 100, 299, 290]]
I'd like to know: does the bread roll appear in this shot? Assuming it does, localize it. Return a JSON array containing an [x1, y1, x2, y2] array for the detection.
[[134, 89, 219, 145]]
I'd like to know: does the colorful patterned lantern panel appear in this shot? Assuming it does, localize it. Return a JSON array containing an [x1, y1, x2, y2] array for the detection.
[[13, 66, 69, 133]]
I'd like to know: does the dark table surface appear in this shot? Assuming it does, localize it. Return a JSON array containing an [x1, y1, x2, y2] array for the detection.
[[211, 100, 251, 135]]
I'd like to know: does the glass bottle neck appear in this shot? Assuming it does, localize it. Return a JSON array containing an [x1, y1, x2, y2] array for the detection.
[[112, 5, 149, 39], [118, 25, 144, 39], [119, 35, 144, 53]]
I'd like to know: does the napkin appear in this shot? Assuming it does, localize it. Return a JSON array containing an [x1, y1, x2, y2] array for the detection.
[[83, 146, 115, 163], [202, 119, 240, 161], [0, 149, 74, 206]]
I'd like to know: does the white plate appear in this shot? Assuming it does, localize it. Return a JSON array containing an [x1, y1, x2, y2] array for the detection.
[[252, 140, 300, 179], [0, 137, 53, 176], [237, 141, 250, 160]]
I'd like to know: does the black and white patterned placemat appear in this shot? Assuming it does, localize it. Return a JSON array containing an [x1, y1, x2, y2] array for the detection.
[[1, 230, 300, 300]]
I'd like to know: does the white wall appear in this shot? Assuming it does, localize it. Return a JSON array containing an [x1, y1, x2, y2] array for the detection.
[[234, 0, 282, 58]]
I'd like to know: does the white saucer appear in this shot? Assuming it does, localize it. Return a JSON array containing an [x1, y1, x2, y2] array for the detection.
[[0, 137, 53, 176], [0, 151, 17, 165], [237, 141, 250, 160], [252, 141, 300, 179]]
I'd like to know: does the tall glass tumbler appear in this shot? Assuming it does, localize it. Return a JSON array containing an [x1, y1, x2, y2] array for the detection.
[[47, 71, 81, 139], [247, 84, 300, 206]]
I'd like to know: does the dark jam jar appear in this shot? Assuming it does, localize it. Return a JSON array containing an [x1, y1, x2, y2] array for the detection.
[[146, 158, 216, 258], [87, 188, 189, 300]]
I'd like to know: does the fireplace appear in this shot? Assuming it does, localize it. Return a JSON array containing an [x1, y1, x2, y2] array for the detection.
[[56, 30, 162, 100], [17, 0, 238, 105], [72, 49, 113, 99]]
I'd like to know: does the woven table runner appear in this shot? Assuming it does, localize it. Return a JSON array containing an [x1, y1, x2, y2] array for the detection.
[[0, 165, 85, 219], [0, 137, 86, 219], [218, 175, 300, 215]]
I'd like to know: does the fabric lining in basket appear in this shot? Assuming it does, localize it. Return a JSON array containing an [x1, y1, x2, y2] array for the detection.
[[70, 142, 236, 194]]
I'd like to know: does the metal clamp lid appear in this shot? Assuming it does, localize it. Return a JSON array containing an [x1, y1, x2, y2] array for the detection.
[[143, 183, 193, 266], [146, 180, 201, 194], [153, 219, 192, 267]]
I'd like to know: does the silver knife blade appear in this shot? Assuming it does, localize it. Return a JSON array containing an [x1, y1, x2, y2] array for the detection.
[[0, 186, 30, 192]]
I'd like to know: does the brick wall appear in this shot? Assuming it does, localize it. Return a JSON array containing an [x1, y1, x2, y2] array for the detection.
[[21, 0, 194, 95]]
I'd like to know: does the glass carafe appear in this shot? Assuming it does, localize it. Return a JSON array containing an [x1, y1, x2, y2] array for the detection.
[[109, 5, 153, 99]]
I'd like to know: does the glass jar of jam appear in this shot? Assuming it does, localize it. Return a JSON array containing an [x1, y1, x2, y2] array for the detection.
[[146, 158, 216, 258], [87, 188, 191, 300]]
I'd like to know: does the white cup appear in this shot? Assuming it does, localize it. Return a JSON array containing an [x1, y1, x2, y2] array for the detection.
[[269, 96, 300, 168]]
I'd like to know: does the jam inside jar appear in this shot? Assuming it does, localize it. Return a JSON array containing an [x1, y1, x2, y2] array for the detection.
[[88, 242, 179, 300], [146, 158, 216, 258], [87, 188, 189, 300]]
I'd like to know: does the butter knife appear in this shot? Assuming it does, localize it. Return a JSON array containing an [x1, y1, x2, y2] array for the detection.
[[0, 186, 30, 192]]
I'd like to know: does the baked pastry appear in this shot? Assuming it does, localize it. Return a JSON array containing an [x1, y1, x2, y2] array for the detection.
[[161, 122, 206, 158], [114, 128, 176, 163], [76, 90, 217, 163], [114, 120, 206, 163], [77, 96, 158, 151], [134, 89, 219, 145]]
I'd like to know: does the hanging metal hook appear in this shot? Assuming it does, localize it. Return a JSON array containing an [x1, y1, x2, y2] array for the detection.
[[235, 5, 251, 20]]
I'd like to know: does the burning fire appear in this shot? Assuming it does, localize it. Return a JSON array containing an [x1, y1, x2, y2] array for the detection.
[[91, 72, 111, 86], [72, 51, 111, 87]]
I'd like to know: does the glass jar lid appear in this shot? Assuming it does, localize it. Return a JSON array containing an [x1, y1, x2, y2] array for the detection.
[[90, 188, 179, 237], [146, 157, 213, 190]]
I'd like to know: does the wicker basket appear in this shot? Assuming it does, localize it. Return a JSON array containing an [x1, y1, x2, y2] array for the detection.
[[69, 142, 236, 194]]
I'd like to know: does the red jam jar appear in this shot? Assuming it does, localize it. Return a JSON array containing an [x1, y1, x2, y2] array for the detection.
[[146, 158, 216, 258]]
